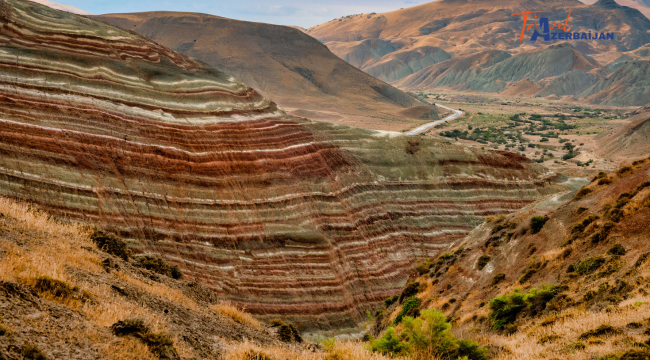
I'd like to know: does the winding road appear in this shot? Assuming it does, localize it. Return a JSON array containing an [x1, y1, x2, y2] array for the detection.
[[406, 103, 464, 136]]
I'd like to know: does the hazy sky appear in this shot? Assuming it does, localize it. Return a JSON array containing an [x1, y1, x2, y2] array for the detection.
[[62, 0, 429, 27]]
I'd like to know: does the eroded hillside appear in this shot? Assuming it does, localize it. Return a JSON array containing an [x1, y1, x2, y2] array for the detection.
[[0, 0, 570, 333], [368, 159, 650, 359]]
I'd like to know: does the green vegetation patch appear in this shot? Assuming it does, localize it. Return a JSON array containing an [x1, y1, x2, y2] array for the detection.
[[530, 216, 548, 234], [399, 282, 420, 303], [477, 255, 491, 270], [394, 296, 421, 325], [574, 256, 607, 275], [489, 285, 558, 330], [371, 310, 487, 360]]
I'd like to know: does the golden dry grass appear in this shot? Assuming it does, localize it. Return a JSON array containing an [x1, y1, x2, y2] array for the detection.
[[223, 339, 401, 360], [0, 196, 179, 359], [210, 301, 263, 331]]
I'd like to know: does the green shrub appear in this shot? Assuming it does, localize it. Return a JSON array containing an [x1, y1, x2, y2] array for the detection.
[[492, 273, 506, 286], [91, 230, 131, 260], [135, 256, 182, 279], [530, 216, 548, 234], [401, 310, 488, 360], [575, 187, 592, 200], [571, 215, 599, 234], [477, 255, 491, 270], [399, 282, 420, 303], [369, 327, 409, 356], [269, 319, 283, 327], [607, 244, 627, 256], [415, 259, 432, 275], [489, 285, 558, 330], [575, 257, 606, 275], [395, 296, 421, 325], [590, 222, 615, 244], [635, 253, 650, 268]]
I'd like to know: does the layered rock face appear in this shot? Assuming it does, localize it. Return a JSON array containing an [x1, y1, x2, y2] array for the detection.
[[0, 0, 564, 332]]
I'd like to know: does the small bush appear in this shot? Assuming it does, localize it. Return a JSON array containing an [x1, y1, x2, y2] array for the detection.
[[135, 256, 182, 279], [571, 215, 599, 234], [607, 244, 627, 256], [111, 319, 179, 359], [279, 323, 302, 343], [415, 259, 432, 275], [399, 282, 420, 303], [575, 187, 592, 200], [635, 253, 650, 268], [406, 139, 420, 154], [369, 327, 409, 356], [269, 319, 283, 327], [599, 178, 613, 185], [530, 216, 548, 234], [590, 222, 615, 244], [619, 348, 650, 359], [91, 230, 131, 260], [538, 334, 561, 344], [579, 324, 621, 339], [22, 343, 46, 360], [617, 166, 633, 175], [401, 310, 488, 360], [489, 285, 558, 330], [575, 256, 606, 275], [362, 333, 373, 342], [33, 276, 75, 299], [395, 296, 421, 325], [492, 273, 506, 286], [477, 255, 491, 270]]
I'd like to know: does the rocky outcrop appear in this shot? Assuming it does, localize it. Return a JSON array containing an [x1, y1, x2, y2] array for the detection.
[[0, 0, 564, 332]]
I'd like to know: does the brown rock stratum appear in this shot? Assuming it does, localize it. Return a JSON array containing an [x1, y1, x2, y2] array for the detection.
[[0, 0, 565, 332]]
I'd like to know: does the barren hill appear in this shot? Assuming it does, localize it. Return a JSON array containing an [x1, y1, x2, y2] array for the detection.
[[309, 0, 650, 106], [0, 0, 566, 333], [92, 11, 438, 131]]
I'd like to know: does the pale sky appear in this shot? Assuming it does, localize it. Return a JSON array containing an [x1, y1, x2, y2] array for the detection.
[[60, 0, 429, 28]]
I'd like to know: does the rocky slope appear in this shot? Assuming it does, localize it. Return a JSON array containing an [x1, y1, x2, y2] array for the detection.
[[0, 0, 568, 333], [309, 0, 650, 106], [371, 159, 650, 359], [91, 11, 438, 131]]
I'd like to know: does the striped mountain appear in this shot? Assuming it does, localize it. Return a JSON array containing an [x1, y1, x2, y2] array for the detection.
[[0, 0, 565, 332]]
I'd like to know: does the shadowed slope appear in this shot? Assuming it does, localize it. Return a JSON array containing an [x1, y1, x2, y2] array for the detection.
[[0, 0, 565, 333], [92, 11, 438, 131]]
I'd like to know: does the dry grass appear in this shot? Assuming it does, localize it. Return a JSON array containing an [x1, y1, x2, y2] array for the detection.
[[210, 301, 263, 331], [0, 196, 172, 359], [473, 295, 650, 360], [223, 339, 401, 360], [115, 271, 202, 313]]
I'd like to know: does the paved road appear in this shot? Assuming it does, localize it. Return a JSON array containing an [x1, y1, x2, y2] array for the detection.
[[405, 103, 464, 136]]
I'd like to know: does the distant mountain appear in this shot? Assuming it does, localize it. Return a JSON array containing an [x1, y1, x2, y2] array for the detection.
[[92, 12, 438, 130], [580, 0, 650, 19], [309, 0, 650, 106], [28, 0, 92, 15]]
